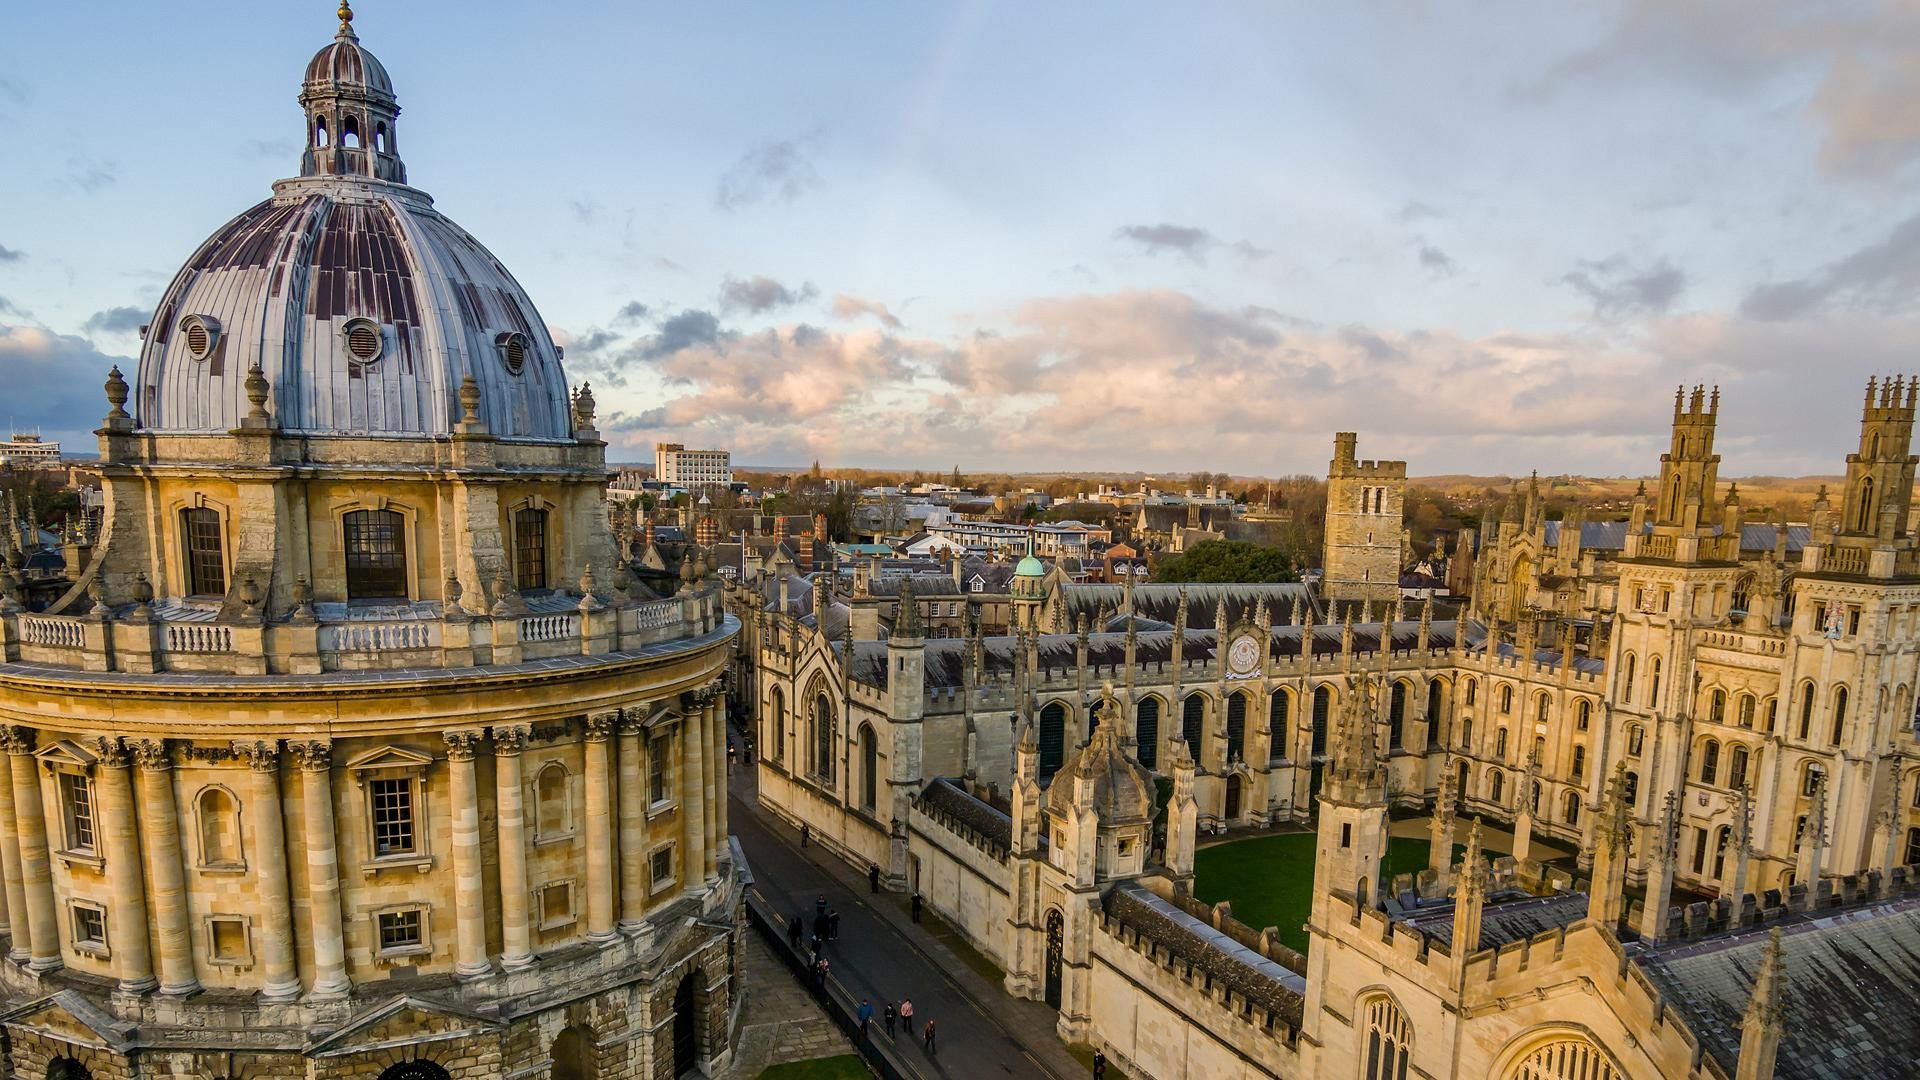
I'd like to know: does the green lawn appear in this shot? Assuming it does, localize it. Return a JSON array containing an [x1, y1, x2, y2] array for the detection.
[[756, 1054, 871, 1080], [1192, 833, 1458, 955]]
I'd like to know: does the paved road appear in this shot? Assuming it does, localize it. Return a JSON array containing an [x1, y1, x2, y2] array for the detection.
[[728, 759, 1086, 1080]]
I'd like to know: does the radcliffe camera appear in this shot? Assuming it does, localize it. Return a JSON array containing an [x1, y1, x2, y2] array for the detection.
[[0, 4, 1910, 1080]]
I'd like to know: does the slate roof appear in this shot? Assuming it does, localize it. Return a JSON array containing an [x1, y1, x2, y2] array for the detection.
[[1536, 520, 1810, 557], [1636, 894, 1920, 1080], [1104, 881, 1306, 1025], [1392, 890, 1589, 949], [1053, 582, 1322, 631], [915, 778, 1012, 852]]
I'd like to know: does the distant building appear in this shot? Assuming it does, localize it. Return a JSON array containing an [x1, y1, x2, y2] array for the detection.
[[654, 442, 731, 487], [0, 433, 60, 469]]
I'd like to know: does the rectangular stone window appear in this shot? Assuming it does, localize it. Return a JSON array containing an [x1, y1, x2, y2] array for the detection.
[[649, 733, 671, 805], [70, 901, 107, 956], [514, 508, 549, 591], [207, 915, 252, 966], [649, 843, 676, 892], [537, 880, 575, 930], [59, 772, 95, 854], [343, 508, 409, 602], [181, 506, 226, 597], [375, 907, 429, 959], [370, 777, 416, 856]]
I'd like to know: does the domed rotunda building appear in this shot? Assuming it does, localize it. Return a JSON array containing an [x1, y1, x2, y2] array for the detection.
[[0, 7, 740, 1078]]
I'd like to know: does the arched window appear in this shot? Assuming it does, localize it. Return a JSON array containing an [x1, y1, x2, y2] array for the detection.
[[181, 506, 227, 597], [1802, 762, 1824, 797], [1312, 686, 1332, 756], [1648, 656, 1662, 708], [342, 114, 361, 149], [1137, 697, 1161, 769], [343, 508, 408, 601], [1225, 693, 1248, 763], [1465, 678, 1478, 706], [1728, 745, 1751, 789], [197, 786, 242, 867], [1623, 770, 1639, 807], [1563, 790, 1581, 825], [1388, 682, 1407, 750], [1798, 681, 1817, 739], [1907, 827, 1920, 868], [374, 122, 389, 153], [1499, 685, 1513, 713], [1858, 476, 1877, 532], [1831, 686, 1850, 746], [1698, 740, 1720, 786], [1039, 703, 1066, 778], [1530, 780, 1543, 814], [1737, 694, 1755, 729], [1182, 694, 1206, 762], [1575, 699, 1590, 732], [534, 762, 570, 840], [1535, 692, 1550, 725], [1495, 728, 1509, 758], [314, 115, 329, 147], [1627, 724, 1644, 756], [514, 508, 549, 591], [1712, 825, 1731, 879], [813, 691, 835, 780], [859, 724, 878, 811], [769, 687, 785, 761], [1427, 678, 1446, 728], [1489, 770, 1504, 804], [1268, 690, 1290, 764], [1621, 653, 1636, 701], [1571, 745, 1586, 780], [1731, 575, 1753, 615], [1709, 689, 1726, 725], [1764, 697, 1778, 734], [1361, 994, 1412, 1080]]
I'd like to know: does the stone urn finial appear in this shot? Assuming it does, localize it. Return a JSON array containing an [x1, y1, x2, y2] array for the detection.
[[459, 374, 482, 426], [103, 365, 130, 421], [290, 574, 316, 622], [244, 362, 272, 421], [238, 574, 264, 617]]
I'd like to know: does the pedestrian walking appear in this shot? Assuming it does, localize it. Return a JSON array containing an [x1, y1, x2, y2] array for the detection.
[[857, 999, 874, 1040], [899, 998, 914, 1035], [828, 908, 841, 940], [911, 892, 923, 923], [813, 910, 828, 942], [812, 956, 829, 989], [868, 862, 881, 893], [1093, 1049, 1107, 1078], [923, 1018, 936, 1054], [884, 1001, 897, 1037], [815, 894, 827, 920], [801, 822, 811, 847], [787, 915, 802, 949]]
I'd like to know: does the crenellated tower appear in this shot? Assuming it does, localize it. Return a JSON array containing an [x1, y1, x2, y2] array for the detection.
[[1838, 375, 1917, 542], [1323, 432, 1405, 603]]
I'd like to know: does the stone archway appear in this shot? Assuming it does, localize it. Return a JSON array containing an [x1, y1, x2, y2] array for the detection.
[[551, 1024, 595, 1080], [1225, 773, 1244, 820], [672, 970, 699, 1077], [377, 1062, 451, 1080], [46, 1058, 92, 1080], [1044, 907, 1064, 1009]]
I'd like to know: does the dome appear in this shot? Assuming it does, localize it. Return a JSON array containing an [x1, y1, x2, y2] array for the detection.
[[1049, 720, 1154, 825], [132, 6, 571, 440], [1015, 553, 1046, 578]]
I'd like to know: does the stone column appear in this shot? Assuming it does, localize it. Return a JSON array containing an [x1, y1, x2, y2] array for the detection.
[[131, 739, 197, 994], [617, 710, 649, 932], [681, 705, 708, 895], [445, 730, 491, 977], [236, 740, 299, 1000], [714, 690, 731, 860], [703, 695, 721, 881], [94, 738, 155, 994], [7, 728, 58, 971], [292, 740, 349, 998], [584, 712, 619, 943], [492, 725, 534, 969], [0, 729, 34, 963]]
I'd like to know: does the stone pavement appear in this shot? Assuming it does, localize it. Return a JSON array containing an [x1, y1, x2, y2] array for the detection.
[[729, 761, 1088, 1080], [721, 931, 851, 1078]]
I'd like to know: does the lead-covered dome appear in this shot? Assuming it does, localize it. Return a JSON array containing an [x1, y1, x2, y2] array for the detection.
[[132, 5, 573, 440]]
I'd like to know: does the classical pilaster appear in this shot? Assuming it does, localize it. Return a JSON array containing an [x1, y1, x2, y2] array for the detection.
[[94, 738, 155, 994], [236, 740, 299, 1001], [617, 710, 649, 932], [681, 705, 708, 895], [292, 740, 349, 998], [492, 725, 534, 969], [714, 689, 731, 861], [444, 730, 491, 977], [703, 693, 721, 881], [584, 712, 619, 943], [0, 728, 35, 963], [6, 728, 57, 971], [131, 738, 197, 994]]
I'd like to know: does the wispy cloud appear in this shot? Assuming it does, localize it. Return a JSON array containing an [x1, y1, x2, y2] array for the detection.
[[832, 294, 903, 330], [1558, 254, 1688, 319], [82, 305, 145, 336], [0, 243, 22, 264], [1114, 223, 1269, 266], [715, 129, 826, 211], [614, 301, 651, 323], [1418, 243, 1458, 277], [63, 155, 117, 194], [1393, 200, 1443, 224], [1740, 212, 1920, 321], [718, 274, 817, 315]]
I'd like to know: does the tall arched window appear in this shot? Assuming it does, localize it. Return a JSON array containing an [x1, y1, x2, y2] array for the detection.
[[1427, 679, 1446, 729], [1831, 686, 1850, 746], [197, 786, 242, 868], [1535, 692, 1550, 725], [1627, 724, 1644, 756], [1499, 685, 1513, 713], [859, 724, 878, 812], [1858, 476, 1877, 532], [1571, 745, 1586, 780], [1728, 745, 1751, 789], [1388, 682, 1407, 750], [344, 508, 408, 601], [1225, 693, 1247, 763], [1268, 690, 1290, 764], [514, 508, 549, 590], [1489, 770, 1505, 804], [534, 762, 571, 840], [813, 691, 835, 780], [1709, 689, 1726, 725], [769, 687, 786, 761], [1182, 694, 1206, 762], [1495, 728, 1509, 758], [1563, 790, 1581, 825], [181, 506, 227, 597], [1799, 680, 1817, 739], [1737, 694, 1755, 729], [1907, 827, 1920, 868], [1464, 678, 1477, 706], [1039, 702, 1066, 778], [1698, 740, 1720, 786], [1623, 770, 1639, 807], [1137, 697, 1161, 769], [1648, 656, 1662, 708], [1361, 994, 1412, 1080], [1312, 686, 1332, 756], [1575, 699, 1590, 732], [1621, 653, 1636, 701]]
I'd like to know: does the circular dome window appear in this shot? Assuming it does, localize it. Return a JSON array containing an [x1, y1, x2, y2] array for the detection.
[[495, 331, 528, 375], [341, 318, 383, 365], [179, 314, 222, 361]]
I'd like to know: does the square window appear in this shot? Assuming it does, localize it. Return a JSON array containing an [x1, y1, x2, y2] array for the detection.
[[650, 845, 675, 891], [377, 908, 424, 953], [538, 881, 575, 929], [209, 917, 249, 963], [370, 777, 416, 856], [71, 902, 106, 953]]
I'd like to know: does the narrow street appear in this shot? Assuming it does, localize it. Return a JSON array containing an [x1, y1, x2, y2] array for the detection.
[[728, 759, 1087, 1080]]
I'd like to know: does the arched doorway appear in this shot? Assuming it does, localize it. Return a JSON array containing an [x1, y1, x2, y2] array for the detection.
[[672, 970, 699, 1077], [377, 1062, 450, 1080], [1043, 908, 1064, 1009], [551, 1025, 595, 1080], [1225, 773, 1243, 820], [47, 1059, 92, 1080]]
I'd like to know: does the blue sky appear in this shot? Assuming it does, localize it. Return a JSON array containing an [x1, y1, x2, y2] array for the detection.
[[4, 2, 1919, 475]]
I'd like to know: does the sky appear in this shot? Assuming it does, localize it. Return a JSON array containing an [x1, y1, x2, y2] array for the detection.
[[3, 1, 1920, 477]]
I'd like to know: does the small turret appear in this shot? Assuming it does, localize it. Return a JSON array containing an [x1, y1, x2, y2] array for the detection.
[[1735, 929, 1787, 1080], [1451, 819, 1487, 973]]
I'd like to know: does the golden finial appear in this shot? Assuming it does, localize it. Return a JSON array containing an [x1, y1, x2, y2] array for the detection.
[[338, 2, 354, 31]]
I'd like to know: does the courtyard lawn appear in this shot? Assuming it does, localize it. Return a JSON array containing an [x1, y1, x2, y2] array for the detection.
[[1192, 833, 1454, 956], [756, 1055, 871, 1080]]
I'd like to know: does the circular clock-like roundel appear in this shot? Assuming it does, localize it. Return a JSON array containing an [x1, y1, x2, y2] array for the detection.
[[1228, 634, 1260, 674]]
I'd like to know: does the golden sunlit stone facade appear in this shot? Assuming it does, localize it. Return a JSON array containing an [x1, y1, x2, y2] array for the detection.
[[0, 9, 739, 1079]]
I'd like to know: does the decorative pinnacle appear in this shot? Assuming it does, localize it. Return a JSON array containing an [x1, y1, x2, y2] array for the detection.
[[337, 1, 356, 36]]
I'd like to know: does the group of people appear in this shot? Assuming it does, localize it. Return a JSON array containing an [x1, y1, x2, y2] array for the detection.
[[857, 996, 935, 1054]]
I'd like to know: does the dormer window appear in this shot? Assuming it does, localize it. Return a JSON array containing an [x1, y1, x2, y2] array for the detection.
[[341, 317, 383, 365], [180, 314, 222, 362], [496, 331, 529, 375]]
